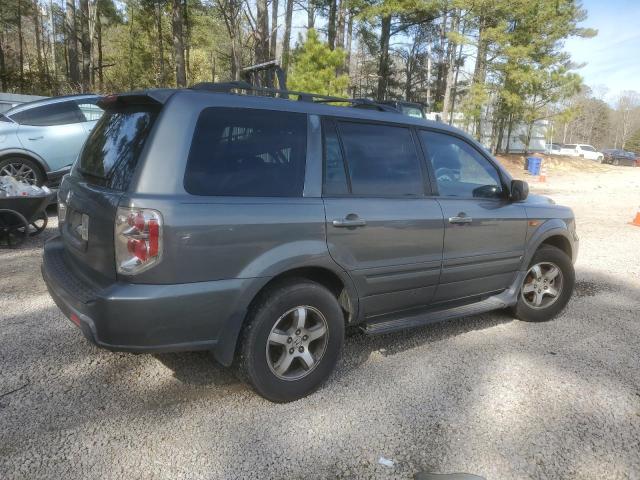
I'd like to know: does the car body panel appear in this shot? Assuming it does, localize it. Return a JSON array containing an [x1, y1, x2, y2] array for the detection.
[[433, 198, 527, 302], [16, 122, 86, 172], [324, 197, 444, 318]]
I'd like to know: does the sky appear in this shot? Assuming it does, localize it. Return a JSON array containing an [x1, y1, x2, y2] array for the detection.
[[564, 0, 640, 103]]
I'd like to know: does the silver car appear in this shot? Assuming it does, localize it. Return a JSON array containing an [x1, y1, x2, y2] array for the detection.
[[0, 94, 103, 186]]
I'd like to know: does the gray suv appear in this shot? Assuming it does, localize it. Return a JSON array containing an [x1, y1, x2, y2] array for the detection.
[[42, 86, 578, 402]]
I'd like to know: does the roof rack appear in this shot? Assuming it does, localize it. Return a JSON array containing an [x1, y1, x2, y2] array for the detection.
[[189, 82, 401, 114]]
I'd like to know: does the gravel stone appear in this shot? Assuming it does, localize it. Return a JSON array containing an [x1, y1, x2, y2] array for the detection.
[[1, 167, 639, 479]]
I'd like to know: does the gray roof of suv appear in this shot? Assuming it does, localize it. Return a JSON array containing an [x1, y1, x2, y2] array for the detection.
[[170, 88, 467, 136]]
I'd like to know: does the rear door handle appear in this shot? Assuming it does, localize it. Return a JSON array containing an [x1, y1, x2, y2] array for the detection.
[[332, 217, 367, 228], [449, 215, 473, 224], [28, 136, 44, 141]]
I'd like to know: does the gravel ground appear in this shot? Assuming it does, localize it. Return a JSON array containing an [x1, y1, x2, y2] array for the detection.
[[1, 166, 640, 480]]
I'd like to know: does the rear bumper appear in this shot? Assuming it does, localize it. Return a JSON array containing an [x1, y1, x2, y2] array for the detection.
[[41, 236, 255, 364]]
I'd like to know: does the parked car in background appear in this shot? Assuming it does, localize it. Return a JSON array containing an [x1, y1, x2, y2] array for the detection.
[[602, 149, 637, 166], [0, 94, 103, 186], [559, 144, 604, 162], [42, 86, 578, 402], [545, 143, 563, 155]]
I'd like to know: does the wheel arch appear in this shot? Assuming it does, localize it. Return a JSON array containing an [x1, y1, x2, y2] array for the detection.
[[0, 148, 50, 174], [523, 221, 576, 268], [213, 264, 359, 367]]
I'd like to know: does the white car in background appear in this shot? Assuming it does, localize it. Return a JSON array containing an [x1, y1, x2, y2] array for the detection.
[[545, 143, 563, 155], [560, 144, 604, 162]]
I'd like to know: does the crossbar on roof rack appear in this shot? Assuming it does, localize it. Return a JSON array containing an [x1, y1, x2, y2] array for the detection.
[[189, 82, 400, 113]]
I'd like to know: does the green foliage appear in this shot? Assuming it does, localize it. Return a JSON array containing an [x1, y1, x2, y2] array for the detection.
[[287, 29, 349, 97]]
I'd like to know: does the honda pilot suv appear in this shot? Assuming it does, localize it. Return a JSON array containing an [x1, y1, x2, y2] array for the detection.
[[42, 86, 578, 402]]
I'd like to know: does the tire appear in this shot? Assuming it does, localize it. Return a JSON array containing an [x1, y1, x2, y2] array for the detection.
[[238, 279, 344, 402], [513, 245, 575, 322], [0, 157, 46, 186]]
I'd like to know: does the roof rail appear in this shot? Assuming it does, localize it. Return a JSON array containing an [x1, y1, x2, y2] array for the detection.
[[188, 82, 401, 114]]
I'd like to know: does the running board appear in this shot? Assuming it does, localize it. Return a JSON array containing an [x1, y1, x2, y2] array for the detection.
[[361, 296, 509, 335]]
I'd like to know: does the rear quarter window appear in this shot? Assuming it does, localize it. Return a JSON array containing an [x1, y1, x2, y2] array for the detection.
[[184, 108, 307, 197]]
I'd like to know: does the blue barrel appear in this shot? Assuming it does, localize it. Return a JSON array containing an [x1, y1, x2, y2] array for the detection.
[[527, 157, 542, 175]]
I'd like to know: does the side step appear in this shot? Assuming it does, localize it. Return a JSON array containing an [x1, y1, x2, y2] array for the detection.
[[361, 296, 508, 335]]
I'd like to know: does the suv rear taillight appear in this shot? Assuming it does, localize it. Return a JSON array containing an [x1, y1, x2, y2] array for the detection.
[[115, 207, 163, 275]]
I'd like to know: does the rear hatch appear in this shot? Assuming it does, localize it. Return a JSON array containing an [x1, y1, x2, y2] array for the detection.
[[59, 97, 161, 281]]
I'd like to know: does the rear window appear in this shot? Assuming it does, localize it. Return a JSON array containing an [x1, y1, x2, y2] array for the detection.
[[76, 105, 158, 191], [184, 107, 307, 197]]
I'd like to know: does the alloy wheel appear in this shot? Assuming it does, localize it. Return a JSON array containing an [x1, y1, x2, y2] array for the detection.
[[521, 262, 564, 309], [265, 306, 329, 381], [0, 162, 38, 185]]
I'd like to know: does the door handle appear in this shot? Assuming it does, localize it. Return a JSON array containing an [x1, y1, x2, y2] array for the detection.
[[28, 136, 44, 141], [449, 215, 473, 224], [332, 217, 366, 228]]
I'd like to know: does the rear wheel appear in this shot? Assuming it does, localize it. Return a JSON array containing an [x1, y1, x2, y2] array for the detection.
[[238, 280, 344, 402], [0, 157, 46, 186], [513, 245, 574, 322]]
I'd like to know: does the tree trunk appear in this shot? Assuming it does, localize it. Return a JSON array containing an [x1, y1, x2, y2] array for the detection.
[[79, 0, 90, 91], [441, 10, 459, 121], [0, 34, 6, 91], [49, 0, 57, 85], [345, 10, 353, 74], [307, 0, 314, 29], [269, 0, 278, 60], [255, 0, 269, 64], [327, 0, 337, 49], [281, 0, 294, 72], [96, 5, 103, 91], [156, 1, 165, 86], [376, 14, 391, 101], [33, 0, 44, 79], [172, 0, 186, 87], [65, 0, 79, 85], [448, 36, 464, 122], [472, 17, 488, 138], [335, 0, 345, 50], [230, 33, 240, 80], [16, 0, 25, 91], [128, 1, 134, 89], [183, 0, 190, 82], [505, 115, 515, 154]]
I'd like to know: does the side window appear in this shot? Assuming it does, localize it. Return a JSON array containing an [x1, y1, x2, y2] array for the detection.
[[322, 120, 349, 195], [75, 100, 104, 122], [184, 108, 307, 197], [420, 130, 503, 199], [337, 122, 424, 196], [10, 101, 84, 126]]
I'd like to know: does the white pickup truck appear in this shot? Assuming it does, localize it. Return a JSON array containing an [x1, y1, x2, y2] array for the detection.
[[560, 144, 604, 162]]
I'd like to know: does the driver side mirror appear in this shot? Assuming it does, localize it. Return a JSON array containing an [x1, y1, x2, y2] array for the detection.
[[510, 179, 529, 202]]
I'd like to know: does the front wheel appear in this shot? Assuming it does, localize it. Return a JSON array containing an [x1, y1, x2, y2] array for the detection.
[[238, 280, 344, 402], [0, 157, 46, 186], [513, 245, 575, 322]]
